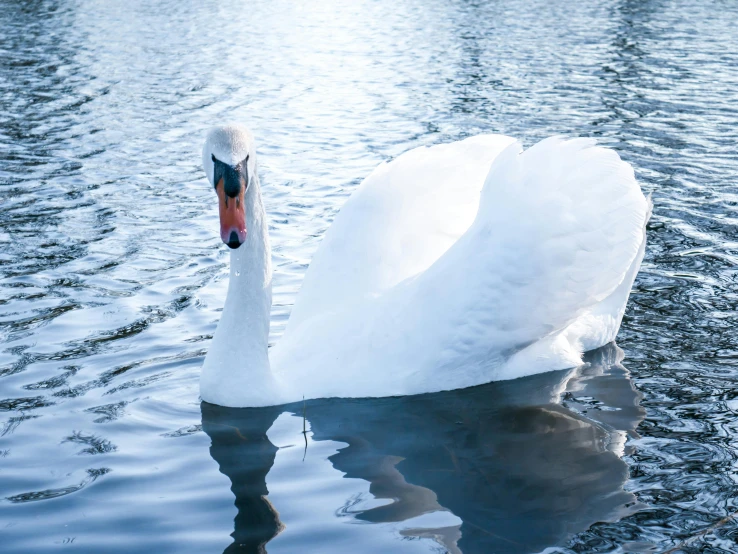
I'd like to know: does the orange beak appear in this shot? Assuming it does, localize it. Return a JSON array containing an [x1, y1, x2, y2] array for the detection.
[[216, 178, 246, 249]]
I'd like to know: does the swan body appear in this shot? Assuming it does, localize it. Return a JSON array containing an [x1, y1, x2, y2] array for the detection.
[[201, 126, 650, 408]]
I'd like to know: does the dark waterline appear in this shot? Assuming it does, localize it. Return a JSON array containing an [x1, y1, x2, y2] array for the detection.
[[1, 0, 738, 552]]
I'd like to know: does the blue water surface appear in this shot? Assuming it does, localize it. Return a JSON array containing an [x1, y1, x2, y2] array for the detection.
[[1, 0, 738, 552]]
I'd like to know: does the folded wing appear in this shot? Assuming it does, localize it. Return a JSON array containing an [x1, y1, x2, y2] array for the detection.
[[400, 137, 650, 387], [284, 135, 516, 336]]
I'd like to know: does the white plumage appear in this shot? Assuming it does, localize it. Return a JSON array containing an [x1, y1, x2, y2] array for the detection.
[[200, 127, 650, 408]]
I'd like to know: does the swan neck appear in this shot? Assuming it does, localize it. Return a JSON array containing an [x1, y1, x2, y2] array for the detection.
[[230, 181, 271, 289], [201, 178, 277, 407], [225, 177, 271, 356]]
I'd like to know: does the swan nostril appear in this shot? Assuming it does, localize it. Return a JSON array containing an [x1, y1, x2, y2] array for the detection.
[[227, 230, 242, 249]]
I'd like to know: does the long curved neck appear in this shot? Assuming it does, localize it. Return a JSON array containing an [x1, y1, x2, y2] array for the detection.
[[227, 178, 272, 359], [201, 178, 278, 407]]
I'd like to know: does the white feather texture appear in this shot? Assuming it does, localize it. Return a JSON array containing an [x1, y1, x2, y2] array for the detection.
[[201, 129, 650, 407]]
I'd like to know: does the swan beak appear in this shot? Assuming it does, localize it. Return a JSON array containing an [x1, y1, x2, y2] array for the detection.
[[216, 178, 247, 249]]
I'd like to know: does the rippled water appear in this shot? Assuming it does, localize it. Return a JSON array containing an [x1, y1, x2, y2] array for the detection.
[[2, 0, 738, 552]]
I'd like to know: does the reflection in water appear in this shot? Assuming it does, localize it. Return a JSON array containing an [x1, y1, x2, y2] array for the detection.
[[202, 404, 284, 553], [202, 344, 644, 553]]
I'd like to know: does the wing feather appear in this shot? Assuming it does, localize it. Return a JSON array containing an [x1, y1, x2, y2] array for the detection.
[[401, 137, 649, 382], [284, 134, 516, 335], [273, 136, 649, 398]]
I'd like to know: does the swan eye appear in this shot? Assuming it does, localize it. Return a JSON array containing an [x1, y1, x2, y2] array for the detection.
[[236, 197, 240, 208]]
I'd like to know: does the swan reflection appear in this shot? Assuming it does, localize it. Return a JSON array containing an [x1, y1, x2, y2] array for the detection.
[[201, 344, 644, 553]]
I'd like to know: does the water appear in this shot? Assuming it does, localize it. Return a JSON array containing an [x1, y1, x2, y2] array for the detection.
[[1, 0, 737, 551]]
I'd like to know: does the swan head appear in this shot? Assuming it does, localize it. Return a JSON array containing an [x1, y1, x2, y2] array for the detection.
[[202, 124, 256, 249]]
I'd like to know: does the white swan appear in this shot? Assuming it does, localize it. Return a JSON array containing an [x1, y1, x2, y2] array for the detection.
[[200, 125, 650, 408]]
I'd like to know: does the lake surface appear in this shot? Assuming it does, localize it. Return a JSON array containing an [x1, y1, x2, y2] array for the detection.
[[2, 0, 738, 552]]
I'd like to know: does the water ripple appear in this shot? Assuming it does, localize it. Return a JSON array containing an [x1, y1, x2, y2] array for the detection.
[[1, 0, 738, 552]]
